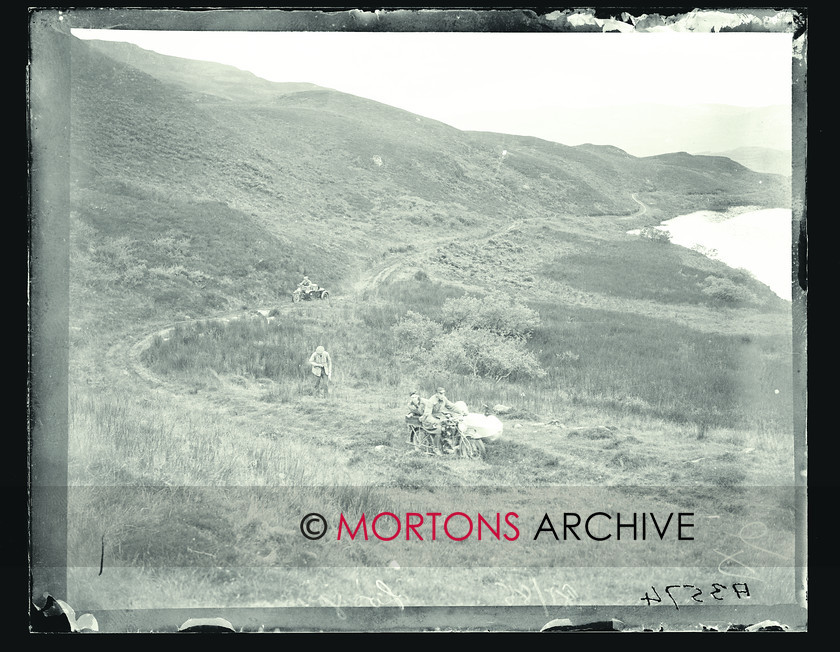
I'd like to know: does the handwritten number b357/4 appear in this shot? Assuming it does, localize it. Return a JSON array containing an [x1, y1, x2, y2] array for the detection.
[[641, 583, 750, 609]]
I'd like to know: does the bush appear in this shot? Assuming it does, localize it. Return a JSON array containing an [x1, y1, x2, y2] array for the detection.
[[440, 294, 541, 337], [90, 235, 135, 271], [393, 294, 547, 383], [391, 311, 444, 354], [638, 226, 671, 243], [83, 234, 152, 287], [150, 234, 194, 262], [700, 276, 755, 304], [430, 327, 547, 383]]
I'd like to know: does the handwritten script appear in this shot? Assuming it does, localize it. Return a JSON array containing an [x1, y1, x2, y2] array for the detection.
[[495, 577, 578, 615], [641, 583, 750, 610], [317, 580, 407, 619]]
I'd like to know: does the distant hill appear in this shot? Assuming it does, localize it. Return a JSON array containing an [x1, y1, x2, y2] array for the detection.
[[453, 104, 792, 159], [696, 146, 792, 176]]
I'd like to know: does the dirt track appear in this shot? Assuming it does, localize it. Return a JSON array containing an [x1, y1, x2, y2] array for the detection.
[[94, 214, 537, 486], [106, 196, 786, 410], [97, 194, 788, 487], [630, 193, 648, 216]]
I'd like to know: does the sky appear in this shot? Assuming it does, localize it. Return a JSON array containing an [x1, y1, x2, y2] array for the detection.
[[71, 28, 793, 144]]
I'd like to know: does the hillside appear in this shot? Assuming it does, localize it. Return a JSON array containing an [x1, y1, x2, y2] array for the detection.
[[70, 36, 790, 325], [58, 36, 798, 619], [84, 38, 326, 102]]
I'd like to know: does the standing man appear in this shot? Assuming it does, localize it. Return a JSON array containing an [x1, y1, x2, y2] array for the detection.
[[308, 345, 332, 397]]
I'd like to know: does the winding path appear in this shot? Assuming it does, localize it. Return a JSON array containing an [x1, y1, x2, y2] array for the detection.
[[108, 198, 784, 400], [354, 217, 523, 297], [107, 215, 524, 410], [630, 193, 648, 216]]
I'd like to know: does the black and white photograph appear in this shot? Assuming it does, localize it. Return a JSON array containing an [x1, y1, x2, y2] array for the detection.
[[28, 7, 807, 633]]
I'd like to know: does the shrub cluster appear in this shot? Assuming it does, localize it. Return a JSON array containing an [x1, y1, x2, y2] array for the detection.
[[392, 294, 546, 383], [391, 311, 444, 355], [700, 275, 756, 304], [439, 294, 541, 338], [638, 226, 672, 243]]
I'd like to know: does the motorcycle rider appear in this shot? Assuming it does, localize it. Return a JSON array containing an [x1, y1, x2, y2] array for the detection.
[[298, 275, 315, 296], [421, 387, 466, 455], [407, 391, 426, 418], [406, 391, 428, 450]]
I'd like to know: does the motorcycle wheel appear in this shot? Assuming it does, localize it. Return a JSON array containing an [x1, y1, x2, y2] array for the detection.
[[461, 436, 485, 459], [441, 437, 456, 455], [292, 292, 301, 303], [474, 439, 486, 458], [411, 427, 433, 454]]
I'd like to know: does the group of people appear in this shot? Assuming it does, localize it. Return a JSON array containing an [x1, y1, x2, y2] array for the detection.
[[301, 281, 466, 444], [407, 387, 468, 456]]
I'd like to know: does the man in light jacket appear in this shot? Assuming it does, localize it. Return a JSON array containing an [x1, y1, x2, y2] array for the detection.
[[308, 345, 332, 397]]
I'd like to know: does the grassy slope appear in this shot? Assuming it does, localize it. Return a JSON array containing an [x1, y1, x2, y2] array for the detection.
[[63, 37, 797, 616]]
